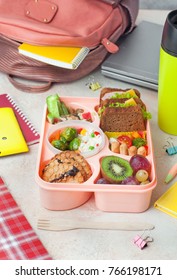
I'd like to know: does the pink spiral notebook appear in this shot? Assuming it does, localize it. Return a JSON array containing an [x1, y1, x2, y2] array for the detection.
[[0, 93, 40, 145]]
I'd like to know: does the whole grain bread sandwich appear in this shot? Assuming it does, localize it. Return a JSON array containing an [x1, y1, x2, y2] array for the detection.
[[98, 88, 151, 132]]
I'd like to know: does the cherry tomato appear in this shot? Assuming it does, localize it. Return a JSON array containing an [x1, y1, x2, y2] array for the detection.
[[117, 135, 132, 148]]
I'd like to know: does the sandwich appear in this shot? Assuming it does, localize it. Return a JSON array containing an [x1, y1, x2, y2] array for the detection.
[[98, 88, 151, 132]]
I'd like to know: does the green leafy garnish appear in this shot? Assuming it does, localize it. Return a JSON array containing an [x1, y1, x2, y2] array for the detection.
[[111, 92, 138, 99], [132, 137, 147, 148], [142, 109, 152, 120], [109, 102, 135, 108]]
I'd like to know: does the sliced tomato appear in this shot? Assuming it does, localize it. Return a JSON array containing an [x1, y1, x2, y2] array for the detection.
[[117, 135, 132, 148]]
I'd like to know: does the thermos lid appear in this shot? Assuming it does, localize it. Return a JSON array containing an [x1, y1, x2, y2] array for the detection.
[[162, 10, 177, 56]]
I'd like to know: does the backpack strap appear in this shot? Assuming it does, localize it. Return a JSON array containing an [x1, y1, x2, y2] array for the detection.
[[120, 0, 139, 32], [8, 75, 52, 93], [101, 0, 139, 32]]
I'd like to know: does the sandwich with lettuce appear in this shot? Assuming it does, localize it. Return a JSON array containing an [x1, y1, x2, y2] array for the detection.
[[98, 88, 151, 132]]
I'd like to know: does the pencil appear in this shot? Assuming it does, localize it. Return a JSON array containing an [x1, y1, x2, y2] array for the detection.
[[165, 163, 177, 183]]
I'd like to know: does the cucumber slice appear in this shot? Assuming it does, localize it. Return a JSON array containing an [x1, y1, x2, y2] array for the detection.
[[57, 100, 64, 116], [46, 94, 60, 118], [61, 102, 70, 115]]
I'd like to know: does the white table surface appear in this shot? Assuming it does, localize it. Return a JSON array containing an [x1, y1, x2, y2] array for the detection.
[[1, 9, 177, 260]]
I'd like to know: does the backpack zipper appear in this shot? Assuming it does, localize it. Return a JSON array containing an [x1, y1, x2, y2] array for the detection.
[[101, 38, 119, 53]]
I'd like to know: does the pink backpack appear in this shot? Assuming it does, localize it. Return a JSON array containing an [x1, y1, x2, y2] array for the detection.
[[0, 0, 139, 92]]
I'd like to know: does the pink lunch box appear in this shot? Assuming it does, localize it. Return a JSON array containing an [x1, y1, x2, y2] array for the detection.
[[35, 96, 157, 213]]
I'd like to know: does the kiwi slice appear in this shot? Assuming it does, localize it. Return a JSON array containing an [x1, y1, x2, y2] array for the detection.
[[100, 156, 133, 184]]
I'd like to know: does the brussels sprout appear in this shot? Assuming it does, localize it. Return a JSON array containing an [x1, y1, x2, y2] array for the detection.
[[51, 140, 68, 151], [69, 138, 81, 151], [59, 136, 67, 143], [60, 127, 77, 141]]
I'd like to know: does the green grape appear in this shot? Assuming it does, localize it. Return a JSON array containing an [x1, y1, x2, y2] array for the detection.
[[140, 180, 150, 185], [135, 169, 149, 182]]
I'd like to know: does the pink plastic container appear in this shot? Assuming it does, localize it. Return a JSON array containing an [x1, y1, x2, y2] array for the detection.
[[35, 96, 157, 212]]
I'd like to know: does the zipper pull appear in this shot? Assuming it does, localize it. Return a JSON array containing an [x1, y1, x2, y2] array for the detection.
[[101, 38, 119, 53]]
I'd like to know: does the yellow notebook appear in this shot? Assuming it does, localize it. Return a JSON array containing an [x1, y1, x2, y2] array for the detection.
[[0, 108, 29, 156], [154, 182, 177, 219], [18, 43, 90, 69]]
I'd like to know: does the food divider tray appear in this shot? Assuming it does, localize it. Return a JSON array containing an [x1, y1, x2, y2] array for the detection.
[[35, 96, 157, 212]]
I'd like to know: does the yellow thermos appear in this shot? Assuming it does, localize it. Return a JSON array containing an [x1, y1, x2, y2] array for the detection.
[[158, 10, 177, 135]]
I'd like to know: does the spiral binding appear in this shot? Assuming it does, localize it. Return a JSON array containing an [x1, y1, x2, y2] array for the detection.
[[72, 47, 89, 69], [6, 94, 40, 138]]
